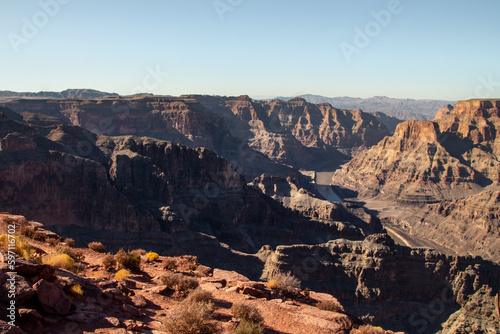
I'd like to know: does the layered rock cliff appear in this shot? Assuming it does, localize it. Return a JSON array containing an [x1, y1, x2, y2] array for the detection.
[[332, 99, 500, 262], [185, 95, 391, 170], [1, 97, 302, 182], [334, 99, 500, 201], [0, 108, 381, 257], [385, 189, 500, 263], [261, 234, 500, 334]]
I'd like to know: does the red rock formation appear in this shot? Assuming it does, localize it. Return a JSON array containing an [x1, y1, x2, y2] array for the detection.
[[332, 99, 500, 263], [187, 95, 390, 170], [0, 108, 382, 257]]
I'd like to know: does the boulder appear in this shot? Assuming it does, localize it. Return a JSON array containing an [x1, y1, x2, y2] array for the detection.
[[33, 279, 72, 315], [122, 303, 141, 317], [130, 294, 148, 308], [18, 308, 42, 334]]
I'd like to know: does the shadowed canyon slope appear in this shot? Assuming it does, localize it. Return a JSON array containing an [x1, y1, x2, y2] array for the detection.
[[262, 234, 500, 334], [0, 107, 382, 257], [0, 97, 303, 182], [332, 99, 500, 262]]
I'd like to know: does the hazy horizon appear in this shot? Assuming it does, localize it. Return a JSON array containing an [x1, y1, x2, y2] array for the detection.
[[1, 0, 499, 101]]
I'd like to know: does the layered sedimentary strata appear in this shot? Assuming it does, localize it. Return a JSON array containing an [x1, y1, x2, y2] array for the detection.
[[262, 234, 500, 334]]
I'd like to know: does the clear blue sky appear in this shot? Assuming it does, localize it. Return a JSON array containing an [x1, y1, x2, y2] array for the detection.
[[1, 0, 499, 100]]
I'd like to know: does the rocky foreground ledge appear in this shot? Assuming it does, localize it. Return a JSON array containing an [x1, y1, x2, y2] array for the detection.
[[0, 214, 404, 334]]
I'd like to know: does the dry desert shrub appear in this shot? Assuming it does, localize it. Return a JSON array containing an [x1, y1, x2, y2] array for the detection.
[[88, 241, 105, 253], [64, 238, 75, 247], [231, 302, 263, 324], [160, 271, 199, 292], [115, 249, 141, 271], [317, 300, 343, 313], [234, 319, 264, 334], [185, 287, 213, 304], [162, 257, 178, 270], [102, 253, 117, 271], [164, 299, 217, 334], [267, 272, 301, 299], [55, 244, 84, 261], [133, 248, 147, 255], [19, 225, 35, 238], [46, 237, 60, 246]]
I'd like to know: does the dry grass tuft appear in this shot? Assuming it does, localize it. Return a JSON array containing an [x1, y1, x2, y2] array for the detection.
[[42, 253, 74, 270], [145, 252, 159, 262], [0, 234, 32, 260], [317, 300, 343, 313], [114, 269, 130, 281], [70, 284, 84, 298]]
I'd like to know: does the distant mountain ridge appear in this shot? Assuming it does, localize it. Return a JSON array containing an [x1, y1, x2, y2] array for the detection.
[[0, 89, 119, 99], [275, 94, 455, 120]]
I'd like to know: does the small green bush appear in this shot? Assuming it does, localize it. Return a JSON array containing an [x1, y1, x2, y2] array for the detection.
[[231, 302, 263, 324]]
